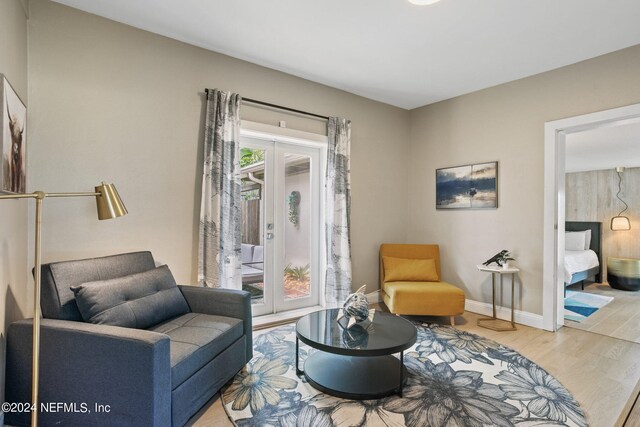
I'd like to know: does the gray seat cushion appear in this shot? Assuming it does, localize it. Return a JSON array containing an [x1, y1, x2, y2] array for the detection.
[[241, 265, 263, 277], [149, 313, 244, 388]]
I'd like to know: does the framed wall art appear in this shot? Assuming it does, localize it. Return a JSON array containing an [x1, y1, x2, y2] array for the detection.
[[436, 161, 498, 209], [1, 74, 27, 194]]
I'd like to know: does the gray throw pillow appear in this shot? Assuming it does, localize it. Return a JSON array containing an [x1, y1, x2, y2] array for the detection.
[[71, 265, 190, 329]]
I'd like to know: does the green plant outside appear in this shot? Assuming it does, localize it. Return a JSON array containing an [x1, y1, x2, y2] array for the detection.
[[240, 148, 265, 167], [284, 264, 310, 281]]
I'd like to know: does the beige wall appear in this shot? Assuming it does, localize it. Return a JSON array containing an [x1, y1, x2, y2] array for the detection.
[[27, 0, 409, 293], [0, 0, 29, 408], [566, 167, 640, 280], [408, 45, 640, 316]]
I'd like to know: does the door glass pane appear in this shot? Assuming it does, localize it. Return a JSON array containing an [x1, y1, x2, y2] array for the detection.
[[283, 153, 311, 300], [240, 147, 265, 306]]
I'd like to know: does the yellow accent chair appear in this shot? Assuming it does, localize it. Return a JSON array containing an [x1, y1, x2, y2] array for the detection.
[[379, 244, 465, 325]]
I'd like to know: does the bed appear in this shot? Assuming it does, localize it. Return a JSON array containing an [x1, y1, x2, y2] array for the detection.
[[564, 221, 602, 294]]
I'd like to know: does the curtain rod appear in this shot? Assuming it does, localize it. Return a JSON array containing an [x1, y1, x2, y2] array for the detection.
[[204, 89, 329, 121]]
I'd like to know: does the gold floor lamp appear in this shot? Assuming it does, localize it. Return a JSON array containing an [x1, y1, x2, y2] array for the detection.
[[0, 182, 127, 427]]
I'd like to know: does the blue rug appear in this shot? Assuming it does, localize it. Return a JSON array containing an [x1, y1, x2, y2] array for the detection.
[[222, 322, 587, 426], [564, 290, 613, 323]]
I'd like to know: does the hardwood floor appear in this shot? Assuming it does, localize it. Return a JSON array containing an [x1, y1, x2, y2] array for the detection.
[[625, 392, 640, 427], [187, 309, 640, 427], [565, 281, 640, 344], [625, 397, 640, 427]]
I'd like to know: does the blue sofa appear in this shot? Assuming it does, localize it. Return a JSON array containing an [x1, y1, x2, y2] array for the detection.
[[5, 251, 252, 427]]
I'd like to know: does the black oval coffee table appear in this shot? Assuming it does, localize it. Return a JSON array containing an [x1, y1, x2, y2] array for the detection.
[[295, 308, 417, 400]]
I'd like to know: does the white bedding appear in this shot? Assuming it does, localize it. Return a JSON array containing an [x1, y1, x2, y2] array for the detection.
[[564, 250, 599, 283]]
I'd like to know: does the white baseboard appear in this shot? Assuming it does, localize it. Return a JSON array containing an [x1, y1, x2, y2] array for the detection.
[[465, 299, 543, 329]]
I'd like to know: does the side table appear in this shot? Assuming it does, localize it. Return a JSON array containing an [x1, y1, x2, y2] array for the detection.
[[476, 265, 520, 331]]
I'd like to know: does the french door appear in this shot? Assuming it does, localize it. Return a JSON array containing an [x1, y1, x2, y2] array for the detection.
[[240, 136, 321, 316]]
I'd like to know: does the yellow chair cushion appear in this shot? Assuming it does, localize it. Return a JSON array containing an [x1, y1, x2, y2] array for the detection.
[[382, 281, 465, 316], [382, 256, 439, 282]]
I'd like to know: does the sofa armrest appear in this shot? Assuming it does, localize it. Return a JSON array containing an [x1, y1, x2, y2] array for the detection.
[[179, 286, 253, 362], [5, 319, 171, 427]]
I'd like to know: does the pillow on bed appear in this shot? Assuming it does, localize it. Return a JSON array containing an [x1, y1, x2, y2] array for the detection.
[[583, 229, 591, 250], [565, 231, 588, 251]]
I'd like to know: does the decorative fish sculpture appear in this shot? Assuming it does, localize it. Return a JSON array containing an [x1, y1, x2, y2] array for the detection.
[[336, 284, 376, 329]]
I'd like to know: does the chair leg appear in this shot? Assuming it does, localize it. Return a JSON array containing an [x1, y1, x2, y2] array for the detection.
[[450, 316, 455, 326]]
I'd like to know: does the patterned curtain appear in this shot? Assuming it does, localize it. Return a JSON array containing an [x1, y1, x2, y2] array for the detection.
[[198, 89, 242, 289], [325, 117, 353, 307]]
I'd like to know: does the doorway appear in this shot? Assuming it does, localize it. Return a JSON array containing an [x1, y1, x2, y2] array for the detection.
[[543, 102, 640, 331], [561, 122, 640, 342], [239, 128, 324, 317]]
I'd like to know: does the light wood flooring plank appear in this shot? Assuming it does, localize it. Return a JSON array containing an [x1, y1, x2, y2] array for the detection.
[[624, 393, 640, 427]]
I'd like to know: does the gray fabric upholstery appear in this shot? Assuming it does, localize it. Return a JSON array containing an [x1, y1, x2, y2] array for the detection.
[[171, 336, 247, 427], [241, 264, 262, 275], [241, 245, 263, 285], [252, 245, 264, 269], [40, 251, 156, 320], [179, 285, 253, 362], [5, 319, 171, 427], [149, 313, 243, 388], [6, 252, 252, 427], [241, 243, 253, 264], [71, 265, 189, 328]]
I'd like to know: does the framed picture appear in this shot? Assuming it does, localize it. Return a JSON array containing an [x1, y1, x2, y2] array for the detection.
[[1, 74, 27, 194], [436, 161, 498, 209]]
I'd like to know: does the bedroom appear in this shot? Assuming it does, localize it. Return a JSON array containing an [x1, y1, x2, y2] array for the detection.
[[563, 120, 640, 342]]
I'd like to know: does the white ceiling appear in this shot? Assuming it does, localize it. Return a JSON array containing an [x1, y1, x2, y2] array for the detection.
[[52, 0, 640, 109], [566, 120, 640, 173]]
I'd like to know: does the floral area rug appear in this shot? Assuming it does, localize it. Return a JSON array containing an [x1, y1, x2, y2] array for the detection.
[[222, 322, 587, 427]]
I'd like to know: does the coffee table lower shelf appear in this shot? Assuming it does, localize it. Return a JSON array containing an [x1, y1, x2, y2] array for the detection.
[[297, 351, 407, 400]]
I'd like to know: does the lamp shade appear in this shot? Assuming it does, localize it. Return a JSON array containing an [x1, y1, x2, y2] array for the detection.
[[95, 182, 128, 220], [611, 216, 631, 231]]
